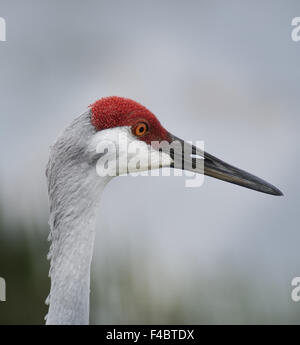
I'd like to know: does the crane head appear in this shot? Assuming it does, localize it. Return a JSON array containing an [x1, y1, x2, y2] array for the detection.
[[89, 96, 282, 196]]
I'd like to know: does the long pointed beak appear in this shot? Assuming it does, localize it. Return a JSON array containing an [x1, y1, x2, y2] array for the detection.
[[167, 133, 283, 196]]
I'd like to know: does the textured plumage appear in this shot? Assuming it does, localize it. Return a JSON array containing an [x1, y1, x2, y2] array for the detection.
[[46, 97, 282, 325], [46, 111, 111, 324], [91, 96, 170, 144]]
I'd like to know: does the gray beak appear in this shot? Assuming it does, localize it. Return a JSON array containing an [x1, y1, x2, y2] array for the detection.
[[166, 133, 283, 196]]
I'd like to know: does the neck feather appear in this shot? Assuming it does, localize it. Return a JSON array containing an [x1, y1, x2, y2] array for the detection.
[[46, 199, 98, 325], [45, 111, 111, 325]]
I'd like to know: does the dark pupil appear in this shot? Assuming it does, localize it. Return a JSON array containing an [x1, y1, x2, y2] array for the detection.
[[139, 126, 144, 133]]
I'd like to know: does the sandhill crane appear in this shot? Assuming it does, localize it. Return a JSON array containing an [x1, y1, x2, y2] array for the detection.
[[45, 96, 282, 325]]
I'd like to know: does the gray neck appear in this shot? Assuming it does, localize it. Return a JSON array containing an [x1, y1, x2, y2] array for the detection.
[[45, 112, 111, 325], [46, 198, 98, 325]]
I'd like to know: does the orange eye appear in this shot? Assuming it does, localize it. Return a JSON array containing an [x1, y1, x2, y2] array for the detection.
[[134, 122, 148, 137]]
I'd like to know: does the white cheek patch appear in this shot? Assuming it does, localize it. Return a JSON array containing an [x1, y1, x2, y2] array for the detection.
[[127, 140, 172, 176], [88, 126, 173, 177], [88, 127, 129, 153], [127, 140, 150, 176]]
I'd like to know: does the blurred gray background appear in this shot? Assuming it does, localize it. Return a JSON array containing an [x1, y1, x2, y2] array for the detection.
[[0, 0, 299, 324]]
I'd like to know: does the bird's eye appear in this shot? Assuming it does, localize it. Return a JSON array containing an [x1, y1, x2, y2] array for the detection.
[[133, 122, 148, 137]]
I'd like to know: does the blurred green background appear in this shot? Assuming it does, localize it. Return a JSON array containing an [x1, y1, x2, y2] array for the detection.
[[0, 210, 48, 324]]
